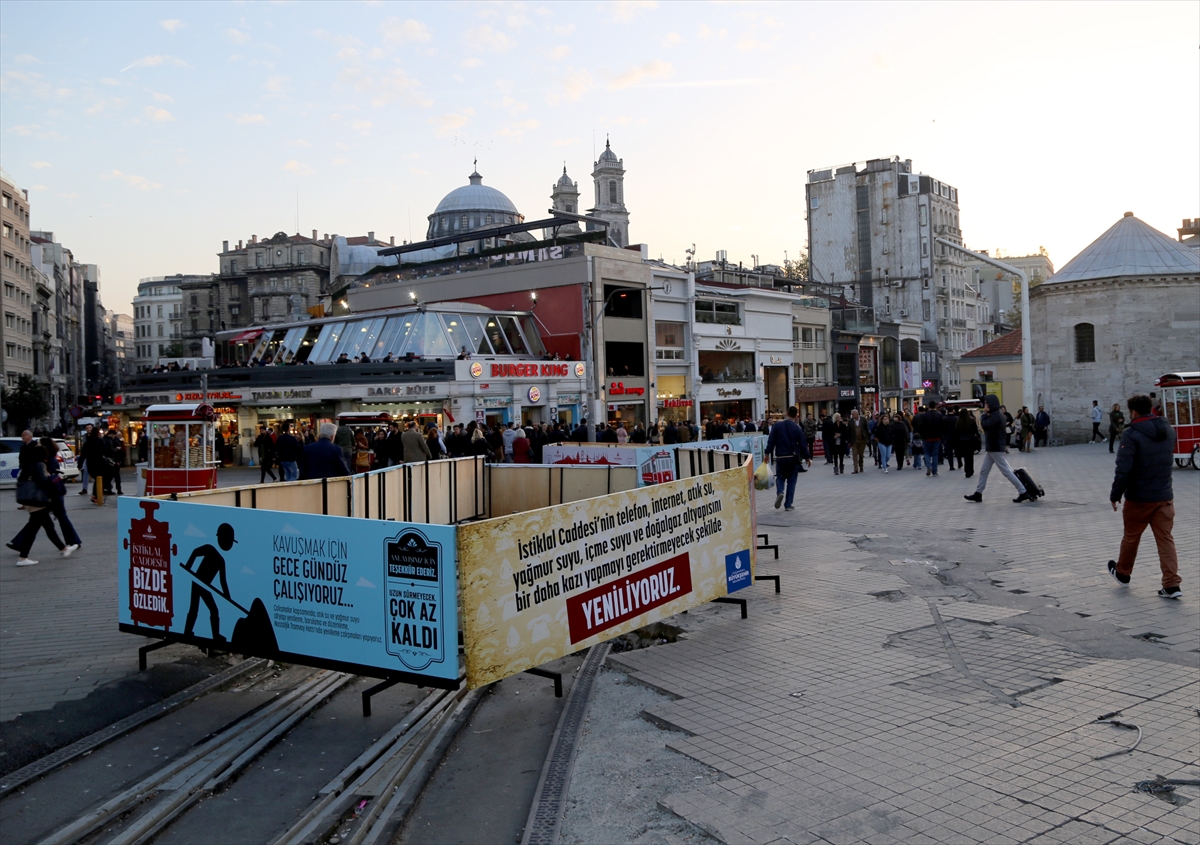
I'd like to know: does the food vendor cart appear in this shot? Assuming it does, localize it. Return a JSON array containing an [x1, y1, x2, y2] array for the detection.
[[141, 403, 220, 495]]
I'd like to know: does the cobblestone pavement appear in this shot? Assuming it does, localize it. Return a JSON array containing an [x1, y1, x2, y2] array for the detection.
[[611, 444, 1199, 845], [0, 468, 263, 722]]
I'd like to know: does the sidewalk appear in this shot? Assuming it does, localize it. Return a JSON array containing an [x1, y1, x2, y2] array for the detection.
[[610, 445, 1199, 844]]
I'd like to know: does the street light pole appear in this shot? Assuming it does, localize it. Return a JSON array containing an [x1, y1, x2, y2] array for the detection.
[[934, 239, 1033, 413]]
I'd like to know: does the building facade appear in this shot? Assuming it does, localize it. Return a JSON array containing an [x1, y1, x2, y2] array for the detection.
[[132, 276, 188, 371], [964, 251, 1052, 331], [1030, 212, 1200, 442], [1, 170, 35, 392], [807, 156, 987, 401]]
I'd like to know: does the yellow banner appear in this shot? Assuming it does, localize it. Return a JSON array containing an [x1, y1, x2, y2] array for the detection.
[[458, 457, 755, 688]]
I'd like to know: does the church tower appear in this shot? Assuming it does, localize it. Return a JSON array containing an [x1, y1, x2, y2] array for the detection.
[[588, 138, 629, 248], [548, 166, 581, 235]]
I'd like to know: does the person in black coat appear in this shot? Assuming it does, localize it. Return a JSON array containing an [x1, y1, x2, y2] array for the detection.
[[9, 445, 71, 565], [941, 408, 960, 471], [80, 427, 109, 504], [301, 424, 351, 479]]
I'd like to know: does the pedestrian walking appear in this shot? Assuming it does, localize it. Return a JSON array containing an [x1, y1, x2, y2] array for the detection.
[[890, 413, 909, 470], [1034, 406, 1051, 447], [916, 405, 944, 476], [820, 412, 835, 465], [964, 395, 1029, 503], [275, 422, 303, 481], [829, 413, 848, 475], [80, 426, 108, 505], [301, 423, 352, 479], [1107, 394, 1180, 598], [766, 406, 810, 511], [254, 424, 277, 483], [955, 409, 981, 478], [873, 412, 894, 473], [848, 410, 870, 474], [1107, 403, 1125, 454], [402, 420, 433, 463], [1018, 406, 1036, 452], [1089, 400, 1104, 443], [103, 428, 125, 494], [77, 423, 94, 495], [334, 423, 355, 468], [9, 444, 76, 566]]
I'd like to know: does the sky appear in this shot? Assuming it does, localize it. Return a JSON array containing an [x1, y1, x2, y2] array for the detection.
[[1, 0, 1196, 313]]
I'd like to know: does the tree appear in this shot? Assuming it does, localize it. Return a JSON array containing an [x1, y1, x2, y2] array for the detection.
[[163, 341, 185, 359], [781, 250, 809, 281], [1, 374, 51, 433]]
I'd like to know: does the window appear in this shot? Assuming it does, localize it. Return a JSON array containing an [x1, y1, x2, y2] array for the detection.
[[157, 305, 163, 317], [655, 321, 684, 347], [256, 252, 264, 267], [655, 321, 685, 360], [816, 363, 827, 381], [485, 214, 493, 224], [1074, 323, 1095, 363], [608, 180, 618, 204], [694, 300, 739, 325], [699, 350, 753, 383], [603, 285, 643, 319], [190, 293, 198, 306], [605, 341, 645, 377], [923, 301, 931, 321], [921, 237, 929, 256], [460, 214, 469, 229], [157, 324, 163, 337]]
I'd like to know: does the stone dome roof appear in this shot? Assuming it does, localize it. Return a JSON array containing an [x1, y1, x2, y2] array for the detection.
[[433, 170, 519, 216], [1046, 212, 1200, 284], [597, 139, 619, 164], [555, 167, 575, 189]]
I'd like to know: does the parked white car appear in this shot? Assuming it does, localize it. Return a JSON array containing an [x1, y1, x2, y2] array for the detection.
[[0, 437, 82, 486]]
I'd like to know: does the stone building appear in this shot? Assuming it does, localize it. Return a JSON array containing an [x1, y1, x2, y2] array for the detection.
[[807, 156, 989, 401], [1, 169, 35, 393], [1030, 212, 1200, 442], [132, 276, 189, 371]]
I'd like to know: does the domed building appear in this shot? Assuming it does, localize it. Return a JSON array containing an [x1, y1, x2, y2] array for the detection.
[[1031, 212, 1200, 442], [426, 167, 525, 239]]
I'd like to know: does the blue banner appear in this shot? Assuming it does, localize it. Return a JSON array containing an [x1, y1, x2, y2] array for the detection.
[[118, 498, 459, 683]]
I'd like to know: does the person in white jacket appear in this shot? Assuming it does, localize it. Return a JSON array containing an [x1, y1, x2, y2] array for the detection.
[[1089, 400, 1104, 443]]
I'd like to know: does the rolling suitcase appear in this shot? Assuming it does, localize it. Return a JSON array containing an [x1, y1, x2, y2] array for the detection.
[[1014, 467, 1044, 500]]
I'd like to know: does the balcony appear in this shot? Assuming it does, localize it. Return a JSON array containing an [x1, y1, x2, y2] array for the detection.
[[792, 341, 825, 350], [831, 306, 875, 334], [952, 318, 967, 328]]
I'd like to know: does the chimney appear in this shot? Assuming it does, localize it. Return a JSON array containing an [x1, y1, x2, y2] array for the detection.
[[251, 234, 258, 245], [390, 236, 395, 246], [237, 240, 243, 249], [223, 240, 229, 253], [368, 231, 375, 242], [312, 229, 318, 240], [323, 233, 328, 241]]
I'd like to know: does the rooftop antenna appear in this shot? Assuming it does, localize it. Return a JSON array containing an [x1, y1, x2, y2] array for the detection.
[[295, 185, 299, 235]]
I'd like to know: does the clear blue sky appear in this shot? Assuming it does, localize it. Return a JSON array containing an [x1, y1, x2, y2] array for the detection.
[[2, 0, 1196, 312]]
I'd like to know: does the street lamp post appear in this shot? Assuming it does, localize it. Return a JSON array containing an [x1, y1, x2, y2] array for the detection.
[[934, 239, 1033, 413]]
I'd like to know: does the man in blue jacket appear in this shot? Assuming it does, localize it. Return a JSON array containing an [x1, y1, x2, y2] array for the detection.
[[301, 423, 351, 480], [1108, 394, 1180, 598], [766, 405, 810, 512]]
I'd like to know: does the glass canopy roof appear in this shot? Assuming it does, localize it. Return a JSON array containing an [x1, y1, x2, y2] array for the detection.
[[243, 306, 546, 365]]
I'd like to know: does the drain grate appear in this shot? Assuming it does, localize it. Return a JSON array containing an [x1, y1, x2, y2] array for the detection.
[[520, 643, 611, 845]]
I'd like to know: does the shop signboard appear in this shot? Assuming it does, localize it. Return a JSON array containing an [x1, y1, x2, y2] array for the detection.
[[458, 457, 755, 688], [117, 499, 459, 685]]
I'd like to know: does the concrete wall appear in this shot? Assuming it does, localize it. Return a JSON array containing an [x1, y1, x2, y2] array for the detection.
[[1031, 275, 1200, 443]]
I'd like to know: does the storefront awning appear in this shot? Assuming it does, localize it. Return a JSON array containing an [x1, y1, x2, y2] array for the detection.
[[230, 329, 263, 344]]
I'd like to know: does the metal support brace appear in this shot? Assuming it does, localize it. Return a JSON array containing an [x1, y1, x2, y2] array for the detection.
[[755, 574, 781, 593], [713, 596, 748, 618], [757, 532, 779, 559], [138, 639, 173, 671], [524, 667, 563, 698], [361, 677, 403, 717]]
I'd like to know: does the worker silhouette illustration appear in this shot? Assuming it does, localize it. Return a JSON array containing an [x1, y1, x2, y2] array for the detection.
[[182, 523, 237, 641]]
